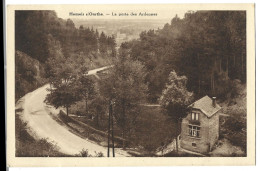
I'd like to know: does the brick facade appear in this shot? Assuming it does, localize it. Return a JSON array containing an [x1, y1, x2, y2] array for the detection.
[[180, 96, 221, 154]]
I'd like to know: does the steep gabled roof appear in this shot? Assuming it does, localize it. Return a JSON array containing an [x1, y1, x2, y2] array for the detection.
[[189, 95, 221, 117]]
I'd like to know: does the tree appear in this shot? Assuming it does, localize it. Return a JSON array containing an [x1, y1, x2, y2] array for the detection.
[[76, 69, 96, 117], [99, 32, 107, 54], [160, 70, 194, 119], [45, 81, 80, 116], [45, 54, 80, 116], [124, 11, 246, 101], [107, 35, 117, 57], [89, 94, 107, 127], [159, 70, 194, 148], [99, 51, 148, 147]]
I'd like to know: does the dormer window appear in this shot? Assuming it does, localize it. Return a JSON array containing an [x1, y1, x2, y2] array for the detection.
[[191, 112, 199, 120]]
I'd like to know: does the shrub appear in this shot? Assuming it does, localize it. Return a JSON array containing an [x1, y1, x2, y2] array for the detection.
[[95, 151, 104, 157], [79, 148, 90, 157], [76, 149, 104, 157], [15, 115, 69, 157], [221, 115, 246, 152]]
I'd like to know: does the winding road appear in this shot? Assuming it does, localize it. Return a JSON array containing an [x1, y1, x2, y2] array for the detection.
[[15, 66, 129, 157]]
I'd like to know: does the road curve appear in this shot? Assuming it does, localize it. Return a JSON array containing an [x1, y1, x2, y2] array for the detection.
[[16, 84, 129, 157]]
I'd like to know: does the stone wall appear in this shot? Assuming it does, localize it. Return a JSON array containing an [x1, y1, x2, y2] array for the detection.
[[208, 112, 220, 150], [180, 109, 219, 154]]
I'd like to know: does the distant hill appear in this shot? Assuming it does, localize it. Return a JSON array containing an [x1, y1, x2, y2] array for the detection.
[[72, 19, 168, 47]]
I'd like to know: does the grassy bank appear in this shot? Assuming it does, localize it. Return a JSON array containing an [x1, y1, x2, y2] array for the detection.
[[70, 103, 177, 154], [15, 112, 70, 157]]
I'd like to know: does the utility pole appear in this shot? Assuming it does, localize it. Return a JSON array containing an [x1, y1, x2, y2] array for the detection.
[[107, 100, 115, 157], [110, 101, 115, 157], [107, 101, 110, 157]]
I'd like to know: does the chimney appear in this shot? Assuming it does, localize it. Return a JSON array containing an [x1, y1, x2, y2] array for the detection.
[[212, 97, 216, 107]]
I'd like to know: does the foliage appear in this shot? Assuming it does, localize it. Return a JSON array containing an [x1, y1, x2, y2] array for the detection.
[[78, 148, 90, 157], [159, 70, 194, 120], [88, 94, 107, 127], [220, 115, 247, 152], [99, 50, 148, 141], [75, 69, 96, 116], [99, 31, 117, 57], [76, 149, 104, 157], [15, 51, 46, 100], [219, 81, 247, 153], [15, 115, 69, 157], [15, 10, 247, 155], [15, 10, 117, 115], [45, 82, 80, 115], [15, 10, 116, 64], [129, 106, 177, 152], [45, 53, 81, 115], [123, 11, 246, 102]]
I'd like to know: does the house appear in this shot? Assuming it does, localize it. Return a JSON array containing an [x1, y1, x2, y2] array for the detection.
[[180, 95, 221, 154]]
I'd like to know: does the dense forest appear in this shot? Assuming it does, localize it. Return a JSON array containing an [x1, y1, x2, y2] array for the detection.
[[15, 10, 247, 155], [121, 11, 246, 102], [15, 10, 246, 103], [15, 10, 116, 100]]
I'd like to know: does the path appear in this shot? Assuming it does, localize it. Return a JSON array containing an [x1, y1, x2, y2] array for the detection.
[[16, 84, 129, 157]]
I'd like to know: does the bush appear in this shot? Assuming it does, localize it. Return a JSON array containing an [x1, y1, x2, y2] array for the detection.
[[128, 106, 177, 152], [221, 115, 246, 152], [79, 148, 90, 157], [95, 151, 104, 157], [15, 50, 47, 101], [76, 149, 104, 157], [15, 115, 69, 157], [70, 100, 86, 115]]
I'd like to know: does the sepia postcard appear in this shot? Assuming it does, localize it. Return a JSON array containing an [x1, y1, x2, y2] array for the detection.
[[6, 4, 255, 166]]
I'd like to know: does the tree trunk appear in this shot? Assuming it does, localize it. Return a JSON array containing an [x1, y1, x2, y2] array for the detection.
[[226, 58, 229, 77], [122, 129, 125, 149], [66, 106, 69, 116], [50, 83, 53, 95], [198, 77, 201, 95], [213, 73, 215, 96], [176, 127, 178, 153], [211, 73, 213, 93], [85, 98, 88, 116], [122, 99, 126, 149], [175, 118, 181, 153], [211, 72, 215, 96], [234, 54, 236, 68], [96, 112, 99, 128], [219, 58, 221, 72], [197, 54, 200, 94], [241, 53, 244, 79]]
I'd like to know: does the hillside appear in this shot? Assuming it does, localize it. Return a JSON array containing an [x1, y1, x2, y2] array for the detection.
[[219, 80, 247, 153], [121, 11, 246, 102], [15, 10, 116, 99], [15, 10, 116, 64], [72, 19, 168, 48], [15, 50, 46, 100]]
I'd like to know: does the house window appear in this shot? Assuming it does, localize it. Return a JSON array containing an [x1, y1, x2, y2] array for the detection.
[[191, 112, 199, 120], [195, 113, 199, 120], [188, 125, 200, 137], [192, 143, 197, 147]]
